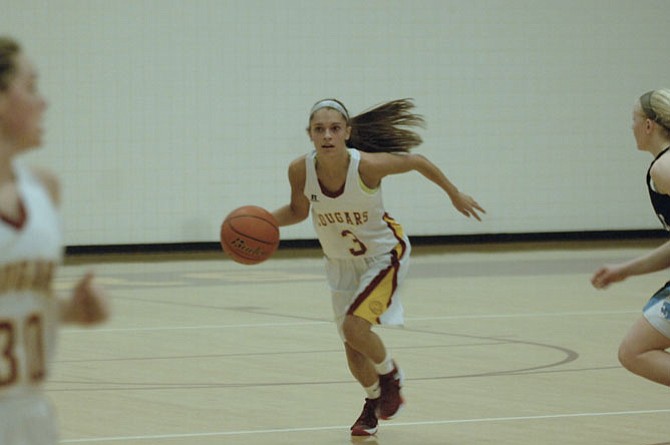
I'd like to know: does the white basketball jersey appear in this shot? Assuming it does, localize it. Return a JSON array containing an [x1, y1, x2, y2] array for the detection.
[[0, 161, 62, 399], [304, 149, 408, 259]]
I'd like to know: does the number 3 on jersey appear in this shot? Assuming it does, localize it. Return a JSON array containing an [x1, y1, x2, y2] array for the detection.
[[0, 314, 45, 387], [342, 230, 368, 256]]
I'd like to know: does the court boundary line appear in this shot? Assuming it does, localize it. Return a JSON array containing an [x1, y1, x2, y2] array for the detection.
[[60, 408, 670, 443]]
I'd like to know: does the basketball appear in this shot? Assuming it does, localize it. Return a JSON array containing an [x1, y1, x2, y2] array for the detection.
[[220, 206, 280, 265]]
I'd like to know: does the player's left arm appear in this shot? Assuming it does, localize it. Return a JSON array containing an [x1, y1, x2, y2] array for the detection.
[[359, 152, 485, 220], [29, 167, 109, 324]]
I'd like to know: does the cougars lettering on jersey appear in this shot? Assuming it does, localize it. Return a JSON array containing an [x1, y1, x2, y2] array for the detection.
[[0, 260, 55, 295], [315, 211, 368, 227], [304, 149, 409, 259]]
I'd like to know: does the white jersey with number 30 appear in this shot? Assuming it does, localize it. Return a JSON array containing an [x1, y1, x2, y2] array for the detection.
[[0, 161, 62, 444], [304, 149, 408, 259]]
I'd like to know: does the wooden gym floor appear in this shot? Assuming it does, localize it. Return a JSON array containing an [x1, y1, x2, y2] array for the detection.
[[50, 240, 670, 445]]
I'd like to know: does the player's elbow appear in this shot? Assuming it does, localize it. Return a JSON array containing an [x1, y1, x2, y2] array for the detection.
[[408, 153, 430, 172], [287, 201, 310, 223], [292, 206, 309, 222]]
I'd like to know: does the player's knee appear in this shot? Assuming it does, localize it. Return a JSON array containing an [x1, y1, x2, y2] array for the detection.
[[342, 315, 369, 345], [617, 341, 637, 372]]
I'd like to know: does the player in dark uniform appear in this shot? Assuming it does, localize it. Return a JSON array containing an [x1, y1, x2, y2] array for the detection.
[[592, 89, 670, 387]]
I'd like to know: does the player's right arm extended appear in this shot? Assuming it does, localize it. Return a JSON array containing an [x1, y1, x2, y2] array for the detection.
[[273, 157, 310, 227]]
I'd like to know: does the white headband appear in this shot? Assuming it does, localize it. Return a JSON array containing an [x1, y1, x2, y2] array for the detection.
[[309, 100, 349, 121]]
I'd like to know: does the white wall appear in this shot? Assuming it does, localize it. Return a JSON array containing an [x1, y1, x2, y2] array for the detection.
[[2, 0, 668, 246]]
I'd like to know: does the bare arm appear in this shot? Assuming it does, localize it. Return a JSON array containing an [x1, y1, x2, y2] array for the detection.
[[272, 156, 311, 227], [593, 153, 670, 288], [29, 168, 108, 324], [359, 152, 485, 220], [592, 239, 670, 289]]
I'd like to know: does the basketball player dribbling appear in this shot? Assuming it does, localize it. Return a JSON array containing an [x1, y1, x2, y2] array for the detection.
[[0, 36, 109, 444], [272, 98, 485, 437]]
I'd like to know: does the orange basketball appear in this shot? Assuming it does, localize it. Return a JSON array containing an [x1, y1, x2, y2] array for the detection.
[[220, 206, 280, 265]]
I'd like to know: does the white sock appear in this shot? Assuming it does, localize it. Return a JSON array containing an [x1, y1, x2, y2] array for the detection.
[[373, 354, 394, 375], [364, 382, 381, 399]]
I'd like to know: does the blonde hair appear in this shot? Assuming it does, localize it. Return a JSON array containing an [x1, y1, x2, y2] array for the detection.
[[308, 98, 425, 153], [0, 36, 20, 91], [640, 89, 670, 133]]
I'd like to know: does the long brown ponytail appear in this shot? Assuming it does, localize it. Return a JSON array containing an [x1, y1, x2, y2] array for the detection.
[[348, 98, 425, 153]]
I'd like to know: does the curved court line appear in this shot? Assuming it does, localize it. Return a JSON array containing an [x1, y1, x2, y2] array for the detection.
[[403, 324, 580, 372], [53, 320, 583, 391], [48, 337, 577, 391], [60, 408, 670, 443]]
